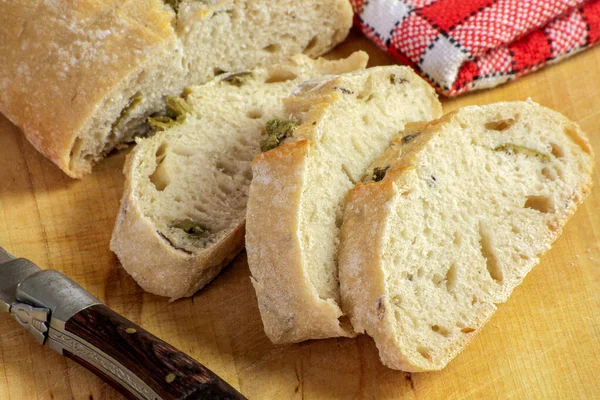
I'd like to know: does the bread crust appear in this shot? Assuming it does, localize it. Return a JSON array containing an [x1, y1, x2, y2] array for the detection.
[[340, 181, 497, 371], [247, 141, 355, 342], [110, 52, 370, 301], [0, 0, 353, 178], [246, 66, 443, 343], [339, 101, 594, 371], [0, 0, 175, 177], [110, 149, 246, 300]]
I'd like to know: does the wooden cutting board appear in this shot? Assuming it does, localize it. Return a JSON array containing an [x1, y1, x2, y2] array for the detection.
[[0, 30, 598, 400]]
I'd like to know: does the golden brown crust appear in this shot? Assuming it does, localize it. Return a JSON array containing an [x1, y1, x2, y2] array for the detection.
[[0, 0, 174, 177], [247, 140, 355, 343]]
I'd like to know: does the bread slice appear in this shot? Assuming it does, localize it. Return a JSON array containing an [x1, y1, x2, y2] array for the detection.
[[245, 66, 443, 343], [110, 52, 369, 300], [338, 101, 594, 372], [0, 0, 352, 177]]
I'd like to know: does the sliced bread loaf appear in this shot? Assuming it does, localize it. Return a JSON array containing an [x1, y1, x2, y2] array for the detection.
[[0, 0, 352, 177], [338, 101, 594, 371], [110, 52, 369, 300], [245, 67, 443, 343]]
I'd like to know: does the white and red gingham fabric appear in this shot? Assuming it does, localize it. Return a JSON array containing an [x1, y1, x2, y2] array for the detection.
[[351, 0, 600, 96]]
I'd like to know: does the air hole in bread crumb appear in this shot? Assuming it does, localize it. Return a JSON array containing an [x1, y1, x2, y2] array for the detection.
[[432, 273, 444, 286], [360, 93, 375, 102], [453, 232, 462, 246], [524, 195, 554, 213], [265, 70, 298, 83], [218, 182, 234, 195], [362, 114, 371, 125], [216, 160, 237, 176], [171, 146, 195, 157], [554, 165, 564, 179], [461, 327, 476, 334], [357, 76, 375, 101], [417, 346, 432, 360], [247, 109, 263, 119], [471, 296, 478, 305], [511, 225, 520, 234], [149, 143, 169, 191], [263, 44, 281, 53], [546, 220, 559, 231], [155, 142, 167, 159], [550, 142, 564, 158], [431, 325, 451, 337], [303, 36, 318, 53], [485, 118, 516, 131], [479, 224, 503, 283], [541, 167, 555, 181], [445, 263, 457, 290], [417, 268, 424, 278]]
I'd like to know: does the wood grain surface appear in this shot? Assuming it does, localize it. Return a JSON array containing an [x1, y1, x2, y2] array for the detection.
[[0, 30, 598, 400]]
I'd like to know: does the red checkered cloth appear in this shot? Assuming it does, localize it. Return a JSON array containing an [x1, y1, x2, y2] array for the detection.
[[351, 0, 600, 96]]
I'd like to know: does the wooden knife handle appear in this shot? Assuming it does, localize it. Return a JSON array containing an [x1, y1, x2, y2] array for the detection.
[[63, 304, 245, 400]]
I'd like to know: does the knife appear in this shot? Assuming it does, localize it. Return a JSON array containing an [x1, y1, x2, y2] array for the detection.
[[0, 247, 246, 400]]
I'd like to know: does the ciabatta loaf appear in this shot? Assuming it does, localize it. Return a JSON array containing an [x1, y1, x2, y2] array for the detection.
[[0, 0, 352, 177], [246, 67, 443, 343], [338, 101, 594, 372], [110, 52, 368, 300]]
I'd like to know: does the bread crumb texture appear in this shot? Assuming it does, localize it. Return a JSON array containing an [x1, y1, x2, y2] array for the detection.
[[110, 52, 369, 299], [246, 65, 442, 343], [339, 101, 594, 372], [0, 0, 353, 176]]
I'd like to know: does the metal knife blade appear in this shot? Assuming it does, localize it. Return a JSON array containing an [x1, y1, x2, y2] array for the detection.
[[0, 246, 41, 313]]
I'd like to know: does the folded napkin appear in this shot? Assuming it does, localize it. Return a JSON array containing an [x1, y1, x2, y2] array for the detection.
[[352, 0, 600, 95]]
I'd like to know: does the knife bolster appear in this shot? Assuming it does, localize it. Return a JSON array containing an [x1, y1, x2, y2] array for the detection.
[[15, 267, 101, 328]]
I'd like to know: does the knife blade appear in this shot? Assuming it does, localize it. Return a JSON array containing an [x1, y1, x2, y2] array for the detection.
[[0, 246, 246, 400]]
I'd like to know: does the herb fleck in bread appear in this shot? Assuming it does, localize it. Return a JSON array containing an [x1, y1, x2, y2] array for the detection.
[[338, 101, 594, 371], [0, 0, 352, 177], [245, 66, 443, 343], [110, 52, 368, 300]]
